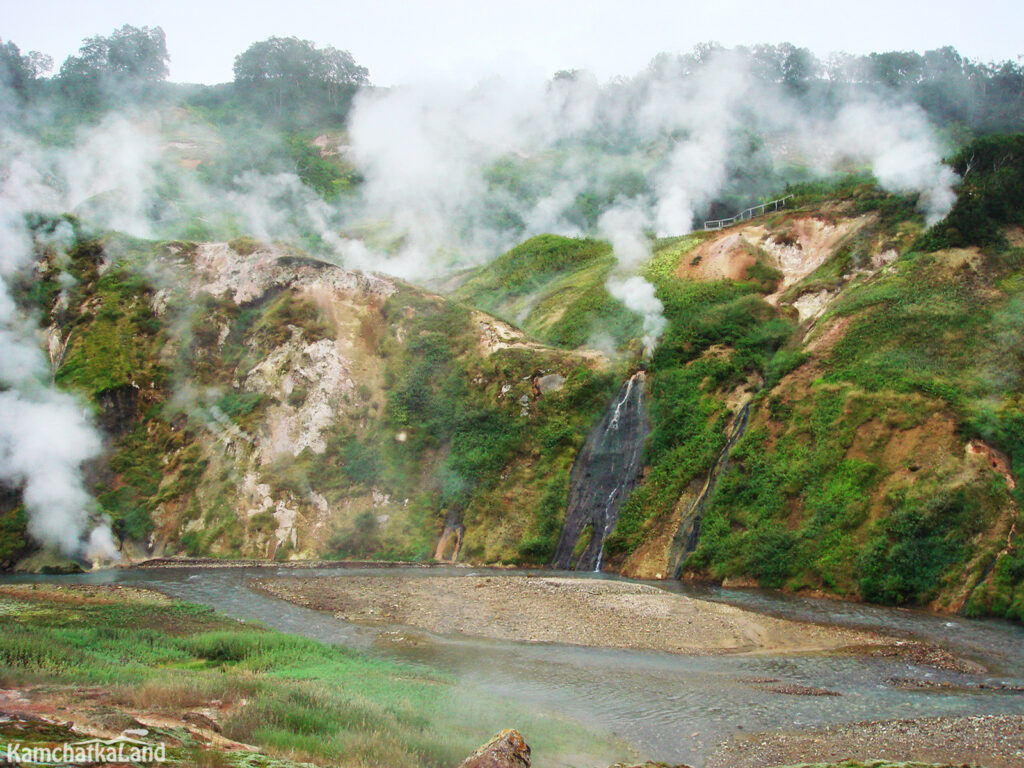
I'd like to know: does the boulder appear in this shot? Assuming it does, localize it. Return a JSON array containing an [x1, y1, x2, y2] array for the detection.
[[457, 729, 531, 768], [183, 711, 222, 733]]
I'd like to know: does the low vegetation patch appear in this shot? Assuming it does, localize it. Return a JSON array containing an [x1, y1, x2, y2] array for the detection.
[[0, 585, 616, 767]]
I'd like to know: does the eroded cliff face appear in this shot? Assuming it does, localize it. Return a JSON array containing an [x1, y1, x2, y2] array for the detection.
[[7, 234, 615, 567]]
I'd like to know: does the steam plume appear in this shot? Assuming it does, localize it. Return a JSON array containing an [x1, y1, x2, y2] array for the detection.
[[598, 206, 666, 353], [0, 198, 115, 561], [341, 46, 958, 293]]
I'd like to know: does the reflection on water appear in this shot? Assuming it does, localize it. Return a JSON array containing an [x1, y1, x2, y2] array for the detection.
[[4, 565, 1024, 767]]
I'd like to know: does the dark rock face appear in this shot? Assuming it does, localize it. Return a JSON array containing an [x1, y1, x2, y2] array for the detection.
[[457, 729, 531, 768], [95, 384, 140, 439], [552, 372, 649, 571]]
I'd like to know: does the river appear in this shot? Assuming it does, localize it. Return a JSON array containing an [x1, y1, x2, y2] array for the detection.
[[4, 565, 1024, 767]]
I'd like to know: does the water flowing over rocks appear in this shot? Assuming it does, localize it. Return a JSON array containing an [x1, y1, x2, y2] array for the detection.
[[553, 371, 650, 570]]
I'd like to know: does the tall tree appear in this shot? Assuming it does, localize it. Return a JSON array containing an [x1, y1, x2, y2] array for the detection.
[[58, 25, 169, 106], [233, 36, 368, 118], [0, 39, 51, 106]]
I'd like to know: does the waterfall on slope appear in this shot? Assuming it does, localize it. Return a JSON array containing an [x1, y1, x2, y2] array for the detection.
[[552, 371, 650, 571], [669, 400, 752, 577]]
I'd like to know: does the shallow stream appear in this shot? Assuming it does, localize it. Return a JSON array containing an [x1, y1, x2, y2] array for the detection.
[[5, 565, 1024, 766]]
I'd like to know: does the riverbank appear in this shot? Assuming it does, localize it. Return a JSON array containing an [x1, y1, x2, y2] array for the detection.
[[706, 714, 1024, 768], [0, 584, 621, 768], [253, 572, 889, 655], [2, 580, 1020, 768]]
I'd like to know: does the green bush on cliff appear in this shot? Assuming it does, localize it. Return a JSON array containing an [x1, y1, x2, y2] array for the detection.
[[517, 475, 570, 562], [857, 496, 974, 604], [56, 256, 164, 398], [0, 506, 30, 568], [917, 133, 1024, 251], [283, 133, 361, 201]]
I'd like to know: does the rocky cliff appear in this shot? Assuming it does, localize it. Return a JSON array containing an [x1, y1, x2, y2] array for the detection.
[[1, 228, 616, 567]]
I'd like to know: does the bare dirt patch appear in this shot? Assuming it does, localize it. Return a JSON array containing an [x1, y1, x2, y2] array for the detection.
[[676, 232, 759, 282], [762, 216, 864, 296], [803, 314, 853, 355], [253, 573, 887, 655]]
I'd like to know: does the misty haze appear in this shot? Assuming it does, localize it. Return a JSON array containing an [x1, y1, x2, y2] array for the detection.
[[1, 5, 1024, 768]]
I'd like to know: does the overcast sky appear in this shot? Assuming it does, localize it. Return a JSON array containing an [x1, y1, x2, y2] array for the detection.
[[2, 0, 1022, 86]]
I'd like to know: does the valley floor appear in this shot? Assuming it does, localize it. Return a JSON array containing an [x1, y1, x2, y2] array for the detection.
[[2, 579, 1022, 768], [254, 572, 888, 655]]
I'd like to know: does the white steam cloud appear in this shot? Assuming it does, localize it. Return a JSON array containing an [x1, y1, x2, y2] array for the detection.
[[804, 101, 960, 225], [598, 206, 666, 353], [340, 48, 958, 335], [0, 390, 104, 556], [0, 195, 115, 562]]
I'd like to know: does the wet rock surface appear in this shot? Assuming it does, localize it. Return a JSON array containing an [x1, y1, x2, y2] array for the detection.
[[837, 640, 986, 674], [553, 372, 650, 570]]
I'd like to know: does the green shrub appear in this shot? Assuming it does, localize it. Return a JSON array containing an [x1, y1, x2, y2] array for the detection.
[[856, 495, 975, 605], [916, 133, 1024, 251]]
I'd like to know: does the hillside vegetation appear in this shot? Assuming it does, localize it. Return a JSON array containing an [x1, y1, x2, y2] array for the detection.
[[442, 137, 1024, 620], [0, 227, 618, 569]]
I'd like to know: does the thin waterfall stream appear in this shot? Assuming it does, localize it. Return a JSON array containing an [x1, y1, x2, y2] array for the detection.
[[552, 370, 650, 571]]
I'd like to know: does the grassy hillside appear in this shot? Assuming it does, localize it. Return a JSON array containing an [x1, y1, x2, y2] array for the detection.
[[615, 166, 1021, 619], [5, 134, 1024, 623], [453, 234, 644, 350], [691, 242, 1022, 609], [684, 145, 1024, 618], [444, 144, 1024, 621]]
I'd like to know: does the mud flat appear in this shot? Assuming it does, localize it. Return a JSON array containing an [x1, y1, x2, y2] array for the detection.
[[705, 714, 1024, 768], [253, 573, 889, 655]]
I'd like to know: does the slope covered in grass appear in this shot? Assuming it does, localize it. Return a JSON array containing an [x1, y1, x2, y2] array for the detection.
[[680, 161, 1024, 618], [453, 234, 644, 350], [2, 223, 619, 569]]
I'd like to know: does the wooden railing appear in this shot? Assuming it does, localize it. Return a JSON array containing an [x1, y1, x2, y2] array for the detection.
[[702, 194, 794, 231]]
